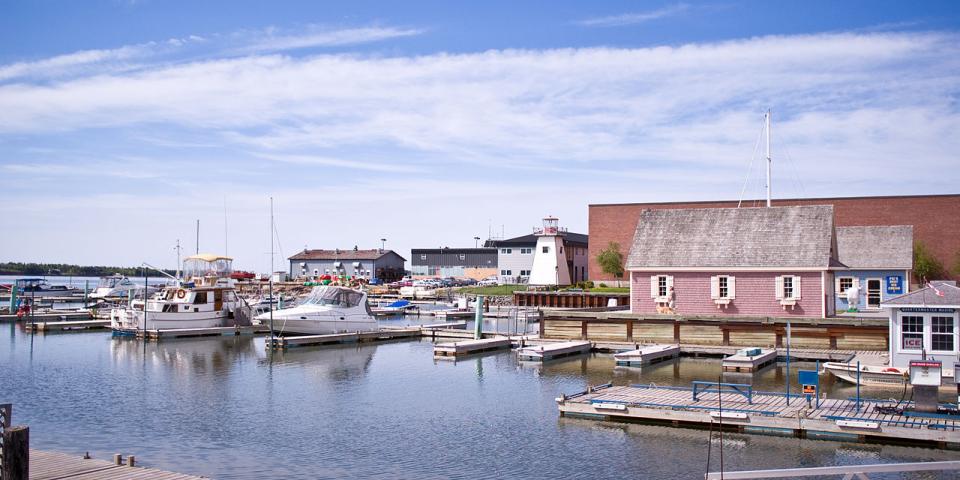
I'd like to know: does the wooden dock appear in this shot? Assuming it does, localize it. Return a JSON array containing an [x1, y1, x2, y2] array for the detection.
[[135, 325, 258, 340], [557, 384, 960, 448], [0, 311, 93, 323], [722, 348, 778, 372], [433, 337, 512, 357], [614, 344, 680, 366], [25, 319, 111, 332], [518, 340, 591, 362], [29, 449, 206, 479], [266, 327, 421, 349], [433, 310, 475, 320], [416, 321, 467, 330]]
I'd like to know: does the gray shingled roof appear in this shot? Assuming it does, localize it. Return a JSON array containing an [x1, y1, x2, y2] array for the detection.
[[882, 282, 960, 307], [626, 205, 835, 269], [836, 226, 913, 270]]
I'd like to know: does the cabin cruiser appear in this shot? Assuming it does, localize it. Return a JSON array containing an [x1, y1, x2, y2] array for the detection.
[[90, 274, 159, 299], [15, 278, 82, 297], [111, 254, 248, 332], [255, 285, 377, 335]]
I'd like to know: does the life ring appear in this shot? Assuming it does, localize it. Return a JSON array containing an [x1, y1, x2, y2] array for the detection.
[[176, 289, 186, 299]]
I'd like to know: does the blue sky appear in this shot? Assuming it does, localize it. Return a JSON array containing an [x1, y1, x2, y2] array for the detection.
[[1, 1, 959, 271]]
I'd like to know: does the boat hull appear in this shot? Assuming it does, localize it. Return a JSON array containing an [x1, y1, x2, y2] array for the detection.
[[110, 308, 230, 331]]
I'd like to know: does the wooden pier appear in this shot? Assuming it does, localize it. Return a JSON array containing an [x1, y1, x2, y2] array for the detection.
[[29, 449, 206, 479], [557, 384, 960, 448], [266, 327, 421, 349], [614, 344, 680, 366], [433, 310, 475, 320], [25, 319, 111, 332], [518, 340, 591, 362], [722, 348, 778, 372], [433, 337, 512, 357], [0, 311, 93, 323], [135, 325, 258, 340]]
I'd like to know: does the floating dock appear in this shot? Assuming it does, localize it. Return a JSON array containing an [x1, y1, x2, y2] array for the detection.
[[29, 449, 206, 480], [722, 348, 778, 372], [518, 340, 591, 362], [266, 327, 421, 349], [135, 325, 258, 340], [433, 337, 512, 357], [614, 344, 680, 366], [557, 384, 960, 448], [25, 319, 111, 332], [417, 321, 467, 330], [0, 311, 92, 323], [433, 310, 475, 320]]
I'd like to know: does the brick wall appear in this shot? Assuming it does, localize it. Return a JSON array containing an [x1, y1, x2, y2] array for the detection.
[[631, 270, 824, 317], [590, 194, 960, 282]]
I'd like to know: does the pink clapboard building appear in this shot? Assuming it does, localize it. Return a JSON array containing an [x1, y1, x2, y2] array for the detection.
[[626, 205, 838, 317]]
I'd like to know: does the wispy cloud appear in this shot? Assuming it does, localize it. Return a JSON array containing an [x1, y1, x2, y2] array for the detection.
[[577, 3, 690, 27], [238, 26, 424, 53]]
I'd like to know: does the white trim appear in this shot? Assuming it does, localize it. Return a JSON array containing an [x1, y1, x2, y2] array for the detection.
[[820, 270, 826, 318], [864, 277, 882, 309], [629, 266, 826, 272], [882, 304, 960, 309]]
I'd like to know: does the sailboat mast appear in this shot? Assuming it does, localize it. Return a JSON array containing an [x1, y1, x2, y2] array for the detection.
[[269, 197, 275, 342], [765, 109, 772, 207]]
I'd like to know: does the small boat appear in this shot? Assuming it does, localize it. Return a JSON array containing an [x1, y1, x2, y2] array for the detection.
[[111, 254, 248, 332], [256, 285, 377, 335], [824, 361, 957, 388], [15, 278, 82, 297], [90, 274, 159, 299]]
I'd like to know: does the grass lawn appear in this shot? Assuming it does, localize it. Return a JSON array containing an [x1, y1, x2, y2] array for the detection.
[[458, 284, 525, 296]]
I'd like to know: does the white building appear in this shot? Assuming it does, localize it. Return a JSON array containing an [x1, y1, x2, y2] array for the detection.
[[495, 218, 589, 285], [881, 281, 959, 371]]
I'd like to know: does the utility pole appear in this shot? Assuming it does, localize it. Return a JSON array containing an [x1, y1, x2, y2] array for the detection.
[[765, 109, 772, 207], [380, 238, 386, 252], [195, 219, 200, 254], [474, 236, 480, 248]]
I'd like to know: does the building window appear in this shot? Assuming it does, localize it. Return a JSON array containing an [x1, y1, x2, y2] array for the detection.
[[501, 248, 512, 254], [458, 254, 466, 261], [657, 275, 668, 297], [500, 269, 512, 276], [718, 276, 729, 298], [542, 246, 549, 253], [776, 275, 801, 301], [838, 277, 853, 294], [420, 254, 427, 260], [520, 248, 532, 254], [901, 315, 924, 350], [519, 270, 530, 276], [932, 316, 955, 352], [783, 276, 793, 299]]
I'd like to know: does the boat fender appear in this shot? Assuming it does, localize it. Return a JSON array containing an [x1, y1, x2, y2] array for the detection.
[[176, 289, 186, 299], [882, 367, 899, 373]]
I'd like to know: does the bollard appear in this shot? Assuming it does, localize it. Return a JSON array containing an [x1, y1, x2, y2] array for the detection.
[[114, 453, 123, 465], [127, 455, 136, 467], [2, 425, 29, 480]]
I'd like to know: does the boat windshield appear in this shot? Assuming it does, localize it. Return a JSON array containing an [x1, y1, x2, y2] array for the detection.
[[302, 287, 364, 308]]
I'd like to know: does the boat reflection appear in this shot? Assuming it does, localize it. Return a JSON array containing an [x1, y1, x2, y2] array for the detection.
[[259, 343, 375, 382], [111, 334, 257, 375]]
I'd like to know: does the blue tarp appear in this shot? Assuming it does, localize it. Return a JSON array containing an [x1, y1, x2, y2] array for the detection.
[[386, 300, 410, 308]]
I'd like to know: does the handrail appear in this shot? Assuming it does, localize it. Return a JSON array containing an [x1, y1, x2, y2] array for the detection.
[[705, 460, 960, 479]]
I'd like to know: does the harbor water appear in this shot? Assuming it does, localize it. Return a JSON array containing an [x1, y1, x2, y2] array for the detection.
[[1, 322, 956, 479]]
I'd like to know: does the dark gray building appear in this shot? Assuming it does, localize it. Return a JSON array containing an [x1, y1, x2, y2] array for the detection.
[[288, 248, 406, 282], [410, 248, 498, 278]]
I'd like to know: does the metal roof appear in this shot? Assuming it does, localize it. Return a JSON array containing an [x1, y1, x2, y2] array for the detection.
[[288, 249, 406, 261], [882, 281, 960, 308]]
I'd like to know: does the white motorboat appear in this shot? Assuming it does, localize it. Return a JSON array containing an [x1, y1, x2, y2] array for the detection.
[[90, 274, 159, 299], [111, 254, 247, 332], [256, 285, 378, 335], [823, 361, 957, 388]]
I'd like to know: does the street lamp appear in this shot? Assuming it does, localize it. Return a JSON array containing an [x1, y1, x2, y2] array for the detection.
[[474, 236, 481, 248], [380, 238, 386, 251]]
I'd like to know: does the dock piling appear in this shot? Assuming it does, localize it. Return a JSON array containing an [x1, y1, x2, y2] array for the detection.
[[1, 425, 29, 480]]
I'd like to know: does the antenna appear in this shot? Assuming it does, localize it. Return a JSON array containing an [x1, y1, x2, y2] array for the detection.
[[195, 219, 200, 254], [765, 109, 772, 207], [174, 239, 182, 281], [224, 196, 229, 256]]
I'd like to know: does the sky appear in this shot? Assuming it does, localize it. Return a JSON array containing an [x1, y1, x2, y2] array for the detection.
[[1, 0, 959, 272]]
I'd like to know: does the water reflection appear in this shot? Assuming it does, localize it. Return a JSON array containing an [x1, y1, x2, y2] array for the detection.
[[259, 343, 375, 382]]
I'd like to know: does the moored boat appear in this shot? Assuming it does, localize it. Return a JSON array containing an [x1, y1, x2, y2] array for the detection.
[[255, 285, 377, 335], [823, 361, 957, 388]]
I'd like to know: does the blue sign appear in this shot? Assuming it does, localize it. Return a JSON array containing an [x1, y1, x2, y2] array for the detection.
[[886, 275, 903, 295]]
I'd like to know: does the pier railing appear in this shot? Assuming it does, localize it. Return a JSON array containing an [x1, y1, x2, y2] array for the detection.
[[705, 460, 960, 479]]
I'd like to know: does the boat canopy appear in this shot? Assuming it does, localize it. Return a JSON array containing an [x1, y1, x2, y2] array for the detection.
[[302, 286, 365, 308], [183, 253, 233, 280]]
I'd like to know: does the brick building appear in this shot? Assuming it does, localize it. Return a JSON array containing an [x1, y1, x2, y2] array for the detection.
[[590, 194, 960, 284]]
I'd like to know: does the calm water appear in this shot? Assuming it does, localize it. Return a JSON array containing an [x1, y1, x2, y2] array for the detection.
[[1, 323, 956, 479]]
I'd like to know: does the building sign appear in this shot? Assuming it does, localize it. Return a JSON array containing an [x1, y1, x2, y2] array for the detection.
[[909, 360, 942, 386], [886, 276, 903, 295], [903, 337, 923, 349], [901, 307, 956, 313]]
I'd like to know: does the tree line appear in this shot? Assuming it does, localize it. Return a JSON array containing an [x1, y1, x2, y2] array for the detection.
[[0, 262, 176, 277]]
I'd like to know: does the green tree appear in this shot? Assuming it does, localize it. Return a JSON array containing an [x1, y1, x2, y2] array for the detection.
[[597, 242, 625, 287], [913, 241, 945, 283]]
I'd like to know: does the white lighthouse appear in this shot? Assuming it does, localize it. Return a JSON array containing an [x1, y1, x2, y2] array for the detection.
[[528, 216, 572, 286]]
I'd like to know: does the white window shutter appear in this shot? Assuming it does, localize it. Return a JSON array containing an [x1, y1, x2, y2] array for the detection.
[[775, 276, 784, 300], [729, 276, 736, 299], [835, 276, 842, 294], [794, 276, 802, 300], [667, 275, 674, 290], [650, 276, 658, 299], [710, 276, 720, 300]]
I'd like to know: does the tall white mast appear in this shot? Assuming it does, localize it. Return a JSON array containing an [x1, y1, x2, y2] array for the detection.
[[765, 109, 772, 207]]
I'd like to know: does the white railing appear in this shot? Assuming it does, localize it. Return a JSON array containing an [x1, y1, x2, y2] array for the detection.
[[705, 460, 960, 479]]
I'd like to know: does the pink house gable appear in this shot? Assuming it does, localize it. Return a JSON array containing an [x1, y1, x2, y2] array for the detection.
[[631, 271, 823, 316]]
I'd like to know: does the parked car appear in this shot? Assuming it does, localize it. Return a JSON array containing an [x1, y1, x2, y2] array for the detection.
[[477, 277, 499, 286]]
